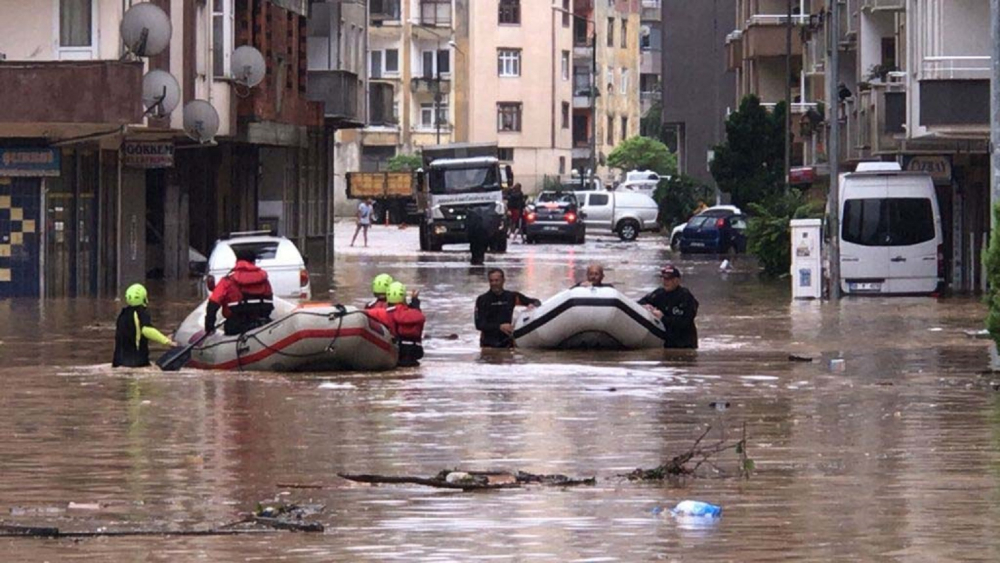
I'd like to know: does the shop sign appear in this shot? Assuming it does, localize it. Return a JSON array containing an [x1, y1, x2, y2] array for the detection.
[[123, 141, 175, 169], [0, 148, 60, 177], [905, 155, 952, 185], [789, 167, 816, 185]]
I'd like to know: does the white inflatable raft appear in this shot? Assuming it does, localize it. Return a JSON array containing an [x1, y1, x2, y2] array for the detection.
[[512, 286, 667, 350], [173, 298, 398, 372]]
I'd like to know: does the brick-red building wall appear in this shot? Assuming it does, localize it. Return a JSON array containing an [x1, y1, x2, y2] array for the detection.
[[235, 0, 323, 127]]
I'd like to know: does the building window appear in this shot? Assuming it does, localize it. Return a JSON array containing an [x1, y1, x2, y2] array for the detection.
[[420, 98, 449, 128], [606, 18, 614, 47], [621, 18, 627, 48], [499, 0, 520, 24], [607, 115, 614, 145], [559, 156, 566, 174], [606, 68, 614, 96], [561, 51, 570, 80], [369, 83, 397, 126], [498, 147, 515, 161], [620, 68, 628, 94], [369, 49, 399, 78], [370, 0, 401, 20], [498, 49, 521, 77], [420, 0, 451, 26], [562, 0, 570, 27], [562, 102, 570, 128], [422, 49, 450, 78], [212, 0, 232, 76], [621, 116, 628, 140], [497, 102, 523, 132], [60, 0, 92, 50]]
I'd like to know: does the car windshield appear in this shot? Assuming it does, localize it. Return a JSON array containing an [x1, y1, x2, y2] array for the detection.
[[428, 166, 499, 195], [842, 197, 935, 246], [537, 192, 577, 205], [229, 242, 280, 260]]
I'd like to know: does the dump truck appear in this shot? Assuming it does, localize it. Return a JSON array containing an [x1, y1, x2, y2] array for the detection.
[[344, 171, 417, 224], [415, 142, 512, 252]]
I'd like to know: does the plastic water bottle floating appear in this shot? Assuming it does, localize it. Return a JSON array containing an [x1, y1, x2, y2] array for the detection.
[[671, 500, 722, 518]]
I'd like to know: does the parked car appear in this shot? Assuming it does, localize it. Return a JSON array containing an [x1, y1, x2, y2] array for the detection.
[[202, 230, 311, 301], [670, 205, 743, 250], [574, 190, 660, 241], [524, 191, 586, 244], [679, 209, 748, 254]]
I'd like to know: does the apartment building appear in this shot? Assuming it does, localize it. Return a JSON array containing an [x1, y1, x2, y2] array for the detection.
[[661, 0, 735, 187], [0, 0, 332, 298], [639, 0, 662, 130], [569, 0, 642, 182], [798, 0, 992, 292]]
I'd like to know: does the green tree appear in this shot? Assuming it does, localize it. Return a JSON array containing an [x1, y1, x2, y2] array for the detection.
[[653, 174, 713, 230], [607, 136, 677, 176], [387, 152, 422, 172], [746, 191, 823, 277], [983, 204, 1000, 347], [710, 95, 788, 209]]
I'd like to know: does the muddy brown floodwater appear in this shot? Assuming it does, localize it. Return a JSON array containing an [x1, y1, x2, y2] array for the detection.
[[2, 223, 1000, 561]]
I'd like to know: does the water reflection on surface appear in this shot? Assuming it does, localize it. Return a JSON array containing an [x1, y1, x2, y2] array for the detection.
[[2, 230, 1000, 561]]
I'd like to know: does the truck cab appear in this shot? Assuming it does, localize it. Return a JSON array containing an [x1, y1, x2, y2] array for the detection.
[[416, 144, 511, 253]]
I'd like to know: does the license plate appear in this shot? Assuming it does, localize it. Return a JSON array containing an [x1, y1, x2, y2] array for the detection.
[[849, 282, 882, 292], [690, 241, 705, 247], [543, 226, 560, 232]]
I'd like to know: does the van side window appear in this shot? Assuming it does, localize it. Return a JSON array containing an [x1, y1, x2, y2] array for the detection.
[[842, 198, 934, 247], [589, 193, 609, 206]]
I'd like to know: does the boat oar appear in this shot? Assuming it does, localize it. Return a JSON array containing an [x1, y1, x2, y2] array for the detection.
[[156, 324, 221, 372]]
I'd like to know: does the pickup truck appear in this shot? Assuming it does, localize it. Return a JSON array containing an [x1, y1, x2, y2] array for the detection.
[[573, 190, 660, 241]]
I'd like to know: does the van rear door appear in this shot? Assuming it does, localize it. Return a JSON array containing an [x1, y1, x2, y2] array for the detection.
[[883, 182, 940, 294], [840, 176, 889, 293]]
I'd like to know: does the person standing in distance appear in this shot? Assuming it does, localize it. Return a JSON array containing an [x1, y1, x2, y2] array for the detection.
[[638, 263, 699, 349], [474, 268, 541, 348], [112, 283, 177, 367], [351, 197, 374, 247]]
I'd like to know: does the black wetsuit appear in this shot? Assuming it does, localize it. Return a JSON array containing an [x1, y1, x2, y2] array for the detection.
[[638, 286, 699, 349], [474, 289, 541, 348], [465, 207, 502, 265], [112, 306, 154, 367]]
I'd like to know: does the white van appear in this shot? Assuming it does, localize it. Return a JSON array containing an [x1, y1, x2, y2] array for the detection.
[[839, 166, 942, 295]]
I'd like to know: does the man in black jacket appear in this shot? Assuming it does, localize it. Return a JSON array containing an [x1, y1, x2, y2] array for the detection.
[[638, 263, 699, 349], [474, 268, 541, 348]]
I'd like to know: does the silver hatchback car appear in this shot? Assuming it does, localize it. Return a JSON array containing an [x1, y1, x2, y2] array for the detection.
[[202, 231, 311, 301]]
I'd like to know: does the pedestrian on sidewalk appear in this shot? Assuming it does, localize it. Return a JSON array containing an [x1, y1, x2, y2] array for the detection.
[[351, 197, 374, 247]]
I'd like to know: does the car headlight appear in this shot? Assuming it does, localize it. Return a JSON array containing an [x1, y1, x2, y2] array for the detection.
[[431, 205, 445, 219]]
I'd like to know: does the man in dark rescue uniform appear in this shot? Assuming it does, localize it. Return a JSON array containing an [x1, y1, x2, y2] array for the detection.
[[474, 268, 541, 348], [638, 263, 699, 349], [205, 247, 275, 335]]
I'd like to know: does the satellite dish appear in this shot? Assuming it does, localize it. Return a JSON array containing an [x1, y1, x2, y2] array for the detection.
[[231, 46, 266, 87], [141, 70, 180, 117], [121, 3, 172, 57], [182, 100, 220, 143]]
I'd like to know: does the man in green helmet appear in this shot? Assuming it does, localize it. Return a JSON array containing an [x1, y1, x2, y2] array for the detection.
[[112, 283, 177, 367], [366, 273, 394, 310]]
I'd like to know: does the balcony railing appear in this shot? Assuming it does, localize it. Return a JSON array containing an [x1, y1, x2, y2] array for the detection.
[[419, 0, 452, 26], [762, 102, 819, 114], [922, 56, 991, 81], [862, 0, 904, 11], [747, 14, 810, 27], [306, 70, 364, 127]]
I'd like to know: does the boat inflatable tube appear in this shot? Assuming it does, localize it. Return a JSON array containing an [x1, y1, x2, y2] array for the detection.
[[512, 286, 667, 350], [173, 297, 398, 372]]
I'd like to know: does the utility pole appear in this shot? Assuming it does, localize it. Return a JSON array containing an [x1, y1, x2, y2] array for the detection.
[[992, 0, 1000, 229], [784, 0, 793, 190], [590, 24, 597, 186], [826, 0, 841, 299]]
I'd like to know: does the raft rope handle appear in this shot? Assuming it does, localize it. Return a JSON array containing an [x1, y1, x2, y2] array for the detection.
[[239, 308, 368, 359]]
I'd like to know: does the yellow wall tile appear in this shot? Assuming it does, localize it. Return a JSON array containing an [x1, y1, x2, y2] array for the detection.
[[0, 269, 10, 282], [10, 208, 21, 221], [0, 245, 9, 257], [10, 232, 22, 245], [22, 220, 35, 233], [0, 196, 9, 208]]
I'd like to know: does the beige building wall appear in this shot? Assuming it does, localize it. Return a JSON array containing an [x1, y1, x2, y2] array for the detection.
[[467, 0, 574, 192]]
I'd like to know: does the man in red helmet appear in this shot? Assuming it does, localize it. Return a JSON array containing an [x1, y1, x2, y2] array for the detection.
[[205, 247, 275, 335]]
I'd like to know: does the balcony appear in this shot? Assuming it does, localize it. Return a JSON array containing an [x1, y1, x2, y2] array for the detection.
[[640, 50, 661, 74], [743, 16, 804, 59], [0, 60, 142, 128], [306, 70, 364, 128], [762, 102, 819, 115], [410, 77, 451, 95], [641, 0, 661, 21], [862, 0, 904, 11], [726, 30, 743, 70], [418, 0, 452, 27], [921, 56, 991, 81]]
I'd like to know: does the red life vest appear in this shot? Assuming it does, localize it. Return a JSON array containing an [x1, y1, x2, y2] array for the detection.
[[210, 261, 274, 319], [365, 306, 396, 336], [388, 304, 425, 342]]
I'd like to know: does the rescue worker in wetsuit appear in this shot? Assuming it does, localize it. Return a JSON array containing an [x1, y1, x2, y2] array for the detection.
[[366, 273, 394, 310], [386, 281, 426, 367], [474, 268, 541, 348], [205, 247, 274, 336], [638, 263, 699, 349], [112, 283, 176, 367]]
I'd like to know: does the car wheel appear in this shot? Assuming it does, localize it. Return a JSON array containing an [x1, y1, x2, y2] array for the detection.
[[670, 234, 681, 251], [617, 219, 640, 242]]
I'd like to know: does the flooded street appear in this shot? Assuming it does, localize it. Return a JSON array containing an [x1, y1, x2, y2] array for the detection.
[[3, 222, 1000, 561]]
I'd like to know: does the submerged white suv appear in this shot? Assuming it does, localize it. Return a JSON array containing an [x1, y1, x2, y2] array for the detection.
[[202, 231, 311, 301]]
